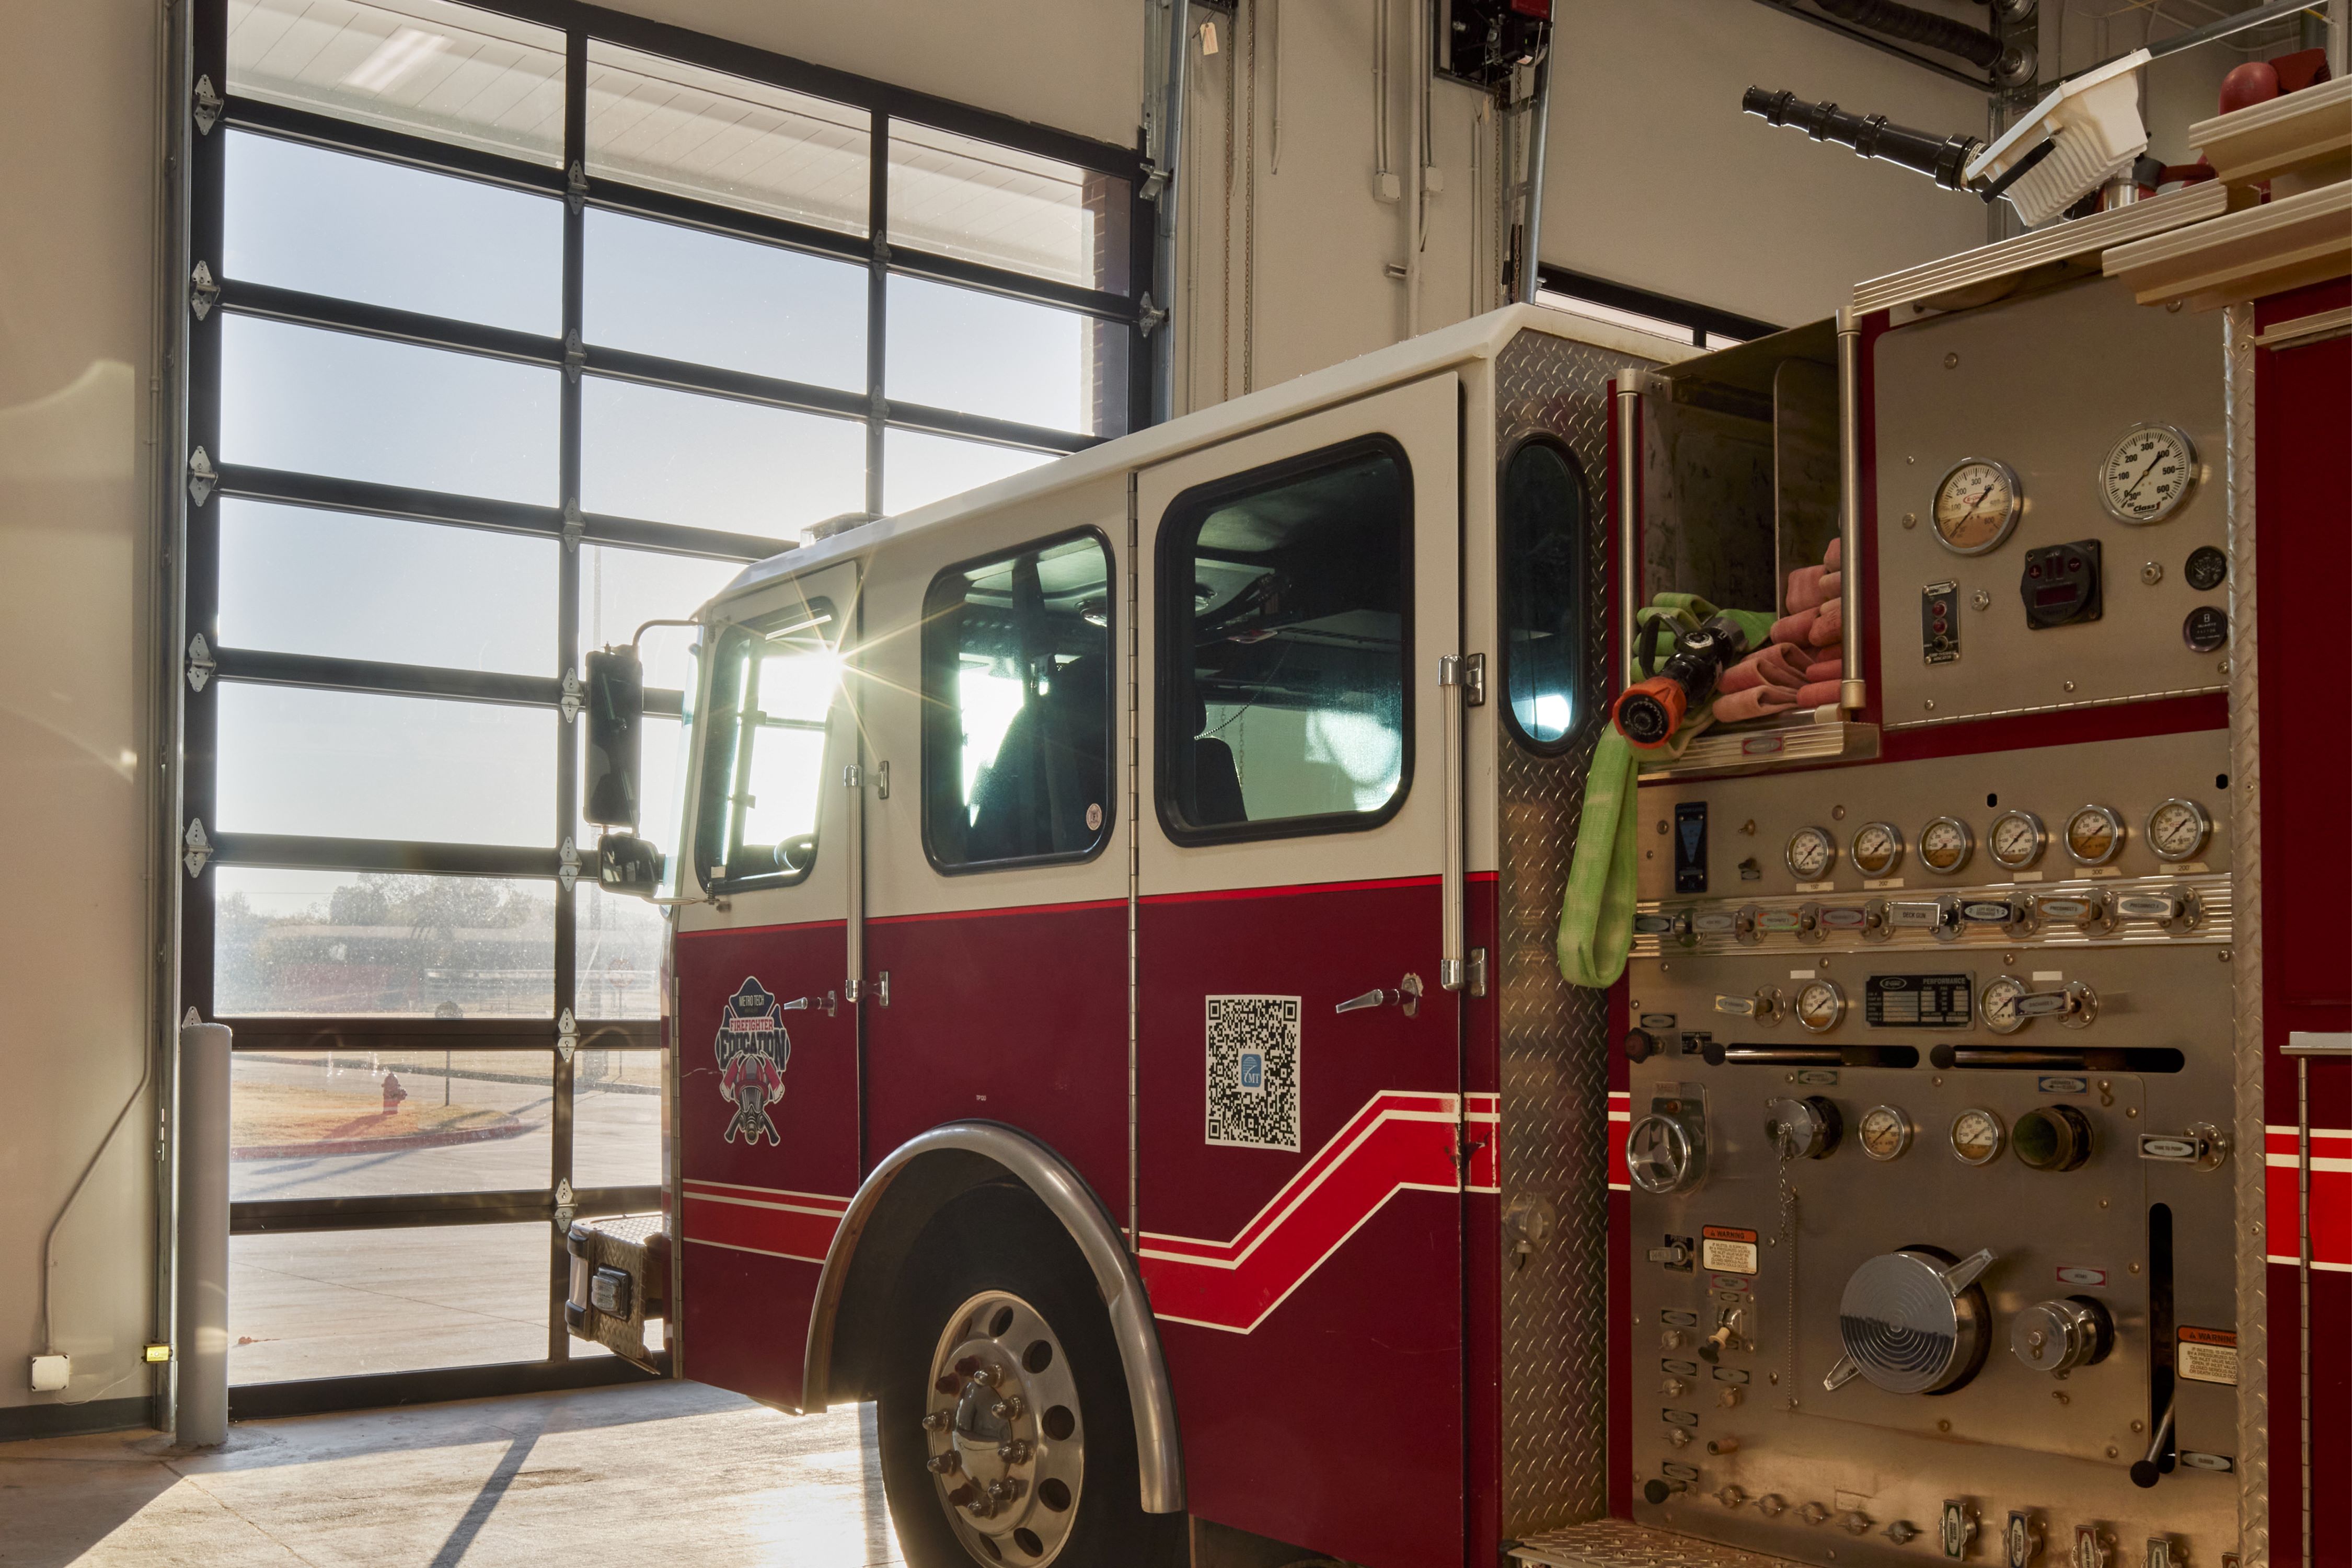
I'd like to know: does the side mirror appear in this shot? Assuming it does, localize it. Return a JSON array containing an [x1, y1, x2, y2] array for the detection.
[[583, 647, 644, 830], [597, 833, 665, 897]]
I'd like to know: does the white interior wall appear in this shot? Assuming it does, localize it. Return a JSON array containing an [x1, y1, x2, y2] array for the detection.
[[0, 0, 165, 1422]]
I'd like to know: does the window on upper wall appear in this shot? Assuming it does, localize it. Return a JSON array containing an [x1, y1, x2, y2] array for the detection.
[[1533, 266, 1776, 350], [921, 532, 1114, 871], [694, 600, 840, 891], [1499, 436, 1590, 751], [1158, 440, 1413, 843]]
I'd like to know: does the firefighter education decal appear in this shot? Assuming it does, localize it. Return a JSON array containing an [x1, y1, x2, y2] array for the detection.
[[715, 977, 789, 1146], [1205, 994, 1301, 1152]]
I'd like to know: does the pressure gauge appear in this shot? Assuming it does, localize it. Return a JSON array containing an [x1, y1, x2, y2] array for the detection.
[[1980, 974, 2031, 1035], [1793, 979, 1847, 1033], [2099, 423, 2198, 524], [1950, 1108, 2008, 1167], [1919, 816, 1975, 875], [2145, 798, 2212, 862], [1858, 1104, 1914, 1162], [2065, 804, 2127, 866], [1932, 457, 2023, 556], [1988, 809, 2048, 871], [1786, 825, 1838, 881], [1851, 821, 1905, 878]]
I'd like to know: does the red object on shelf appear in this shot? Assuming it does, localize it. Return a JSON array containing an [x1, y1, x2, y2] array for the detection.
[[1508, 0, 1552, 15], [2269, 47, 2332, 95], [2218, 60, 2281, 114]]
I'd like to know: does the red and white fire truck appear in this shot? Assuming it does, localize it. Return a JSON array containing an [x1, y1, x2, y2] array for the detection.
[[563, 158, 2347, 1568]]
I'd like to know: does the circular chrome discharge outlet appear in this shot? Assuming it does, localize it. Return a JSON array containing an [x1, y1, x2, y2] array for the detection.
[[1825, 1246, 1996, 1396], [921, 1290, 1084, 1564]]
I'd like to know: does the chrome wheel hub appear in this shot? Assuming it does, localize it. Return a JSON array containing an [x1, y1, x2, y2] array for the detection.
[[923, 1289, 1083, 1564]]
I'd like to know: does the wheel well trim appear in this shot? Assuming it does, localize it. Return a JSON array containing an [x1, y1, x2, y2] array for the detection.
[[800, 1120, 1185, 1514]]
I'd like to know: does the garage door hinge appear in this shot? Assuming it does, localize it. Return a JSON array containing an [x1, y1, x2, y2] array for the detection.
[[193, 75, 222, 135], [559, 668, 583, 721], [561, 500, 583, 551], [189, 261, 219, 319], [186, 633, 215, 692], [182, 818, 212, 878], [558, 836, 581, 892], [187, 446, 217, 507], [563, 328, 585, 383], [557, 1010, 578, 1062], [554, 1177, 575, 1233], [566, 160, 588, 215], [1139, 161, 1169, 203]]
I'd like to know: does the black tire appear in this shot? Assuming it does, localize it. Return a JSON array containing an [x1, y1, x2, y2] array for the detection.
[[875, 1184, 1184, 1568]]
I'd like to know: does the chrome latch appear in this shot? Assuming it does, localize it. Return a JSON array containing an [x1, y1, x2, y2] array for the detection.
[[1137, 291, 1168, 338], [186, 633, 215, 693], [1335, 972, 1424, 1018], [781, 991, 839, 1018], [1438, 651, 1486, 707], [841, 763, 862, 788], [189, 260, 220, 319], [181, 818, 212, 878], [187, 446, 217, 507]]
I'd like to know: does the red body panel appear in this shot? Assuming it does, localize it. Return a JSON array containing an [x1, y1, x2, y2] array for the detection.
[[866, 900, 1130, 1208], [1137, 877, 1463, 1567], [674, 919, 857, 1410], [2253, 277, 2351, 1568]]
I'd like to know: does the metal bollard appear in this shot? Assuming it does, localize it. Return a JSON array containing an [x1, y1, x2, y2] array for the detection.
[[176, 1019, 232, 1448]]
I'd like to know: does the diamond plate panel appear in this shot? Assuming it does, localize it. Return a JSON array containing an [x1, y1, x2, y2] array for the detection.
[[1511, 1518, 1802, 1568], [1492, 329, 1672, 1536], [2222, 300, 2269, 1567]]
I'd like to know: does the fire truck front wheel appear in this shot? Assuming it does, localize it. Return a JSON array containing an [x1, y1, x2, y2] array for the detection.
[[876, 1184, 1182, 1568]]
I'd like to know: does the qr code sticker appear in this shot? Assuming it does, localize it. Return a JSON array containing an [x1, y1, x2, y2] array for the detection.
[[1205, 995, 1301, 1151]]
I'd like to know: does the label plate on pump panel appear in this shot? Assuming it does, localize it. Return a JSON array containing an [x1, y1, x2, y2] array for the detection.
[[1866, 973, 1973, 1027]]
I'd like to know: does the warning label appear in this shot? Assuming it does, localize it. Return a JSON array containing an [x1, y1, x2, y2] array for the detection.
[[1701, 1225, 1760, 1276], [2177, 1326, 2239, 1386]]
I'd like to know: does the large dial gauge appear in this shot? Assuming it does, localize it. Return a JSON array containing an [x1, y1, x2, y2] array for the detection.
[[1919, 816, 1974, 875], [1786, 825, 1838, 881], [2100, 423, 2198, 524], [1794, 979, 1847, 1033], [2146, 798, 2212, 862], [1932, 457, 2023, 556], [1988, 809, 2048, 871], [1851, 821, 1905, 878], [1859, 1104, 1914, 1162], [2065, 804, 2127, 866], [1980, 974, 2031, 1035], [1951, 1108, 2008, 1167]]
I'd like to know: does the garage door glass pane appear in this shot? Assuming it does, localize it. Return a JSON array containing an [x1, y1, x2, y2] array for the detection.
[[581, 379, 864, 539], [215, 869, 556, 1018], [580, 543, 738, 695], [232, 1050, 552, 1201], [228, 0, 567, 166], [883, 428, 1054, 516], [888, 120, 1129, 293], [225, 131, 562, 335], [887, 274, 1120, 435], [217, 685, 557, 846], [576, 884, 668, 1024], [220, 500, 557, 674], [230, 1224, 552, 1384], [585, 209, 866, 390], [574, 1049, 664, 1187], [222, 316, 559, 504], [586, 41, 868, 236]]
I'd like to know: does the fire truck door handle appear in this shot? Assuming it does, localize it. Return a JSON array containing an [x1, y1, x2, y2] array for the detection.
[[1335, 973, 1423, 1018], [780, 992, 837, 1018]]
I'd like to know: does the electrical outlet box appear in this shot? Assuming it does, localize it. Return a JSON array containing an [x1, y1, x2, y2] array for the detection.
[[30, 1354, 70, 1392]]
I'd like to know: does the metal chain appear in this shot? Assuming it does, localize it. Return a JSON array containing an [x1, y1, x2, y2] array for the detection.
[[1778, 1155, 1801, 1408]]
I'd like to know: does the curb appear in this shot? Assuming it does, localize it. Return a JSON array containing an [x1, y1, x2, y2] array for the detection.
[[233, 1118, 533, 1160]]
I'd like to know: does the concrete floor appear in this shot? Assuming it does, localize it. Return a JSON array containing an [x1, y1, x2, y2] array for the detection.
[[0, 1382, 903, 1567]]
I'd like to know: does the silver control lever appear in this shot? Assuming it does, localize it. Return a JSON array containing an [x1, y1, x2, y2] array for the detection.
[[2139, 1123, 2229, 1170], [2015, 981, 2099, 1028], [2128, 1402, 2176, 1488], [1713, 987, 1782, 1023], [1335, 973, 1423, 1018]]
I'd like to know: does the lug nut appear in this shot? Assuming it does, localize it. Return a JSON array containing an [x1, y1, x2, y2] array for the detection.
[[997, 1439, 1032, 1464], [926, 1452, 960, 1474], [987, 1479, 1016, 1501], [968, 1365, 998, 1388], [991, 1396, 1024, 1420], [921, 1411, 951, 1432]]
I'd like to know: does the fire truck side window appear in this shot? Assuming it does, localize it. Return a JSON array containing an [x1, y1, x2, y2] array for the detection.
[[1499, 435, 1589, 750], [921, 530, 1115, 871], [1158, 437, 1412, 842], [691, 599, 839, 891]]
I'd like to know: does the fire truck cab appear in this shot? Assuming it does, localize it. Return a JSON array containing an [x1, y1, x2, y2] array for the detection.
[[563, 159, 2348, 1568]]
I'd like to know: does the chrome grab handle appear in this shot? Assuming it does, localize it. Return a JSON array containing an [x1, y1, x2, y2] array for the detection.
[[1334, 973, 1423, 1019], [780, 991, 838, 1017]]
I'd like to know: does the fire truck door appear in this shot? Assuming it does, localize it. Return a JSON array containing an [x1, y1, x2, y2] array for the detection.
[[1133, 374, 1465, 1566], [672, 561, 863, 1410]]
